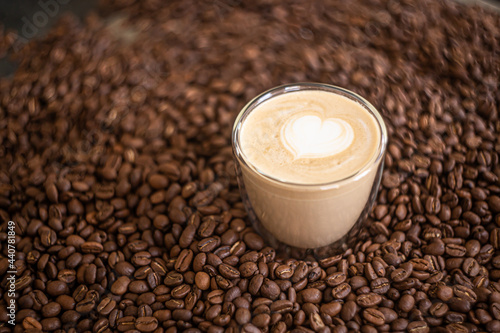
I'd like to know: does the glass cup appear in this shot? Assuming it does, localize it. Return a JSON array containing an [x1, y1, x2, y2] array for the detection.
[[232, 83, 388, 258]]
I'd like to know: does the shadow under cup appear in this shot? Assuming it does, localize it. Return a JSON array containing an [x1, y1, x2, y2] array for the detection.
[[232, 83, 388, 258]]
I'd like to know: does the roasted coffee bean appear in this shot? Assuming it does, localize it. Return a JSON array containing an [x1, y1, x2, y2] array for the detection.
[[449, 297, 472, 313], [111, 276, 130, 295], [379, 307, 397, 324], [195, 271, 210, 290], [407, 320, 429, 333], [390, 262, 413, 282], [429, 302, 448, 317], [356, 293, 382, 308], [75, 297, 96, 313], [249, 274, 265, 296], [331, 283, 351, 299], [219, 263, 241, 279], [240, 261, 259, 278], [275, 265, 294, 279], [56, 295, 75, 311], [116, 316, 135, 331], [164, 271, 184, 287], [198, 236, 220, 252], [97, 297, 116, 316], [171, 284, 191, 298], [257, 278, 279, 300], [175, 249, 193, 272], [363, 308, 385, 326], [81, 241, 103, 254], [207, 290, 225, 304], [23, 317, 43, 330], [252, 313, 271, 327], [398, 294, 415, 313], [135, 316, 158, 332], [453, 285, 477, 303], [446, 244, 467, 257], [320, 301, 341, 317], [236, 308, 252, 325], [42, 302, 61, 317], [325, 272, 346, 287], [270, 300, 293, 314], [298, 288, 322, 303], [46, 281, 69, 296], [243, 233, 264, 250], [371, 278, 390, 294]]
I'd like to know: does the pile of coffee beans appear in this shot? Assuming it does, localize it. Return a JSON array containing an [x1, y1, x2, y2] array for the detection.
[[1, 0, 499, 332]]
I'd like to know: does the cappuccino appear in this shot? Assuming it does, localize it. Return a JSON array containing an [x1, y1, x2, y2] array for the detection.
[[239, 90, 380, 184], [233, 84, 386, 250]]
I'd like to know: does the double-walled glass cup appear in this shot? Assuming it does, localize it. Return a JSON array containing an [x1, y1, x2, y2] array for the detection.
[[232, 83, 387, 258]]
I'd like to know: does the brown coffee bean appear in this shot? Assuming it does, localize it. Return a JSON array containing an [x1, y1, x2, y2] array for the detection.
[[260, 278, 280, 300], [429, 302, 448, 317], [41, 302, 61, 317], [325, 272, 346, 287], [363, 308, 385, 326], [197, 236, 220, 252], [407, 320, 429, 333], [46, 281, 69, 297], [453, 284, 477, 303], [236, 308, 252, 325], [219, 263, 241, 279], [489, 196, 500, 213], [275, 265, 294, 279], [446, 244, 467, 257], [111, 276, 130, 295], [243, 232, 264, 250], [23, 317, 43, 330], [97, 297, 116, 315], [371, 278, 390, 294], [116, 316, 135, 331], [298, 288, 322, 303], [390, 262, 413, 282], [436, 284, 453, 302], [135, 316, 158, 332], [252, 313, 271, 327], [194, 271, 210, 290], [320, 302, 341, 317], [398, 294, 415, 312], [270, 300, 293, 314], [207, 290, 225, 304], [356, 293, 382, 308], [132, 251, 152, 266], [249, 274, 264, 296], [149, 174, 168, 189], [175, 249, 193, 272], [171, 284, 191, 298], [240, 261, 258, 278], [81, 241, 103, 254], [75, 296, 96, 314], [179, 224, 196, 248], [331, 283, 351, 299]]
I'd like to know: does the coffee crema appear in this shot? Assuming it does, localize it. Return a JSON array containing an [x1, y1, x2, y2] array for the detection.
[[240, 90, 380, 184]]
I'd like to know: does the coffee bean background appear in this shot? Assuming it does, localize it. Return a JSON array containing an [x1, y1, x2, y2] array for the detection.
[[0, 0, 499, 332]]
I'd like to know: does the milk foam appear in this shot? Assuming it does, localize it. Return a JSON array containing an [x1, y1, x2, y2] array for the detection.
[[240, 90, 380, 184], [282, 115, 354, 159]]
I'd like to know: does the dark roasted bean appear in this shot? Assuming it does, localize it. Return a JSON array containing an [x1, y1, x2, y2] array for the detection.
[[363, 308, 385, 326]]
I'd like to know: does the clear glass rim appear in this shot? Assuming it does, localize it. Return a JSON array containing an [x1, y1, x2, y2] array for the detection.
[[232, 82, 388, 188]]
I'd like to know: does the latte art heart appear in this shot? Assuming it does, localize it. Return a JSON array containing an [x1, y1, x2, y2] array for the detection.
[[282, 115, 354, 159]]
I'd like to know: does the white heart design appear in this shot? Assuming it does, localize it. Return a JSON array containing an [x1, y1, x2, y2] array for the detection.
[[282, 115, 354, 159]]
